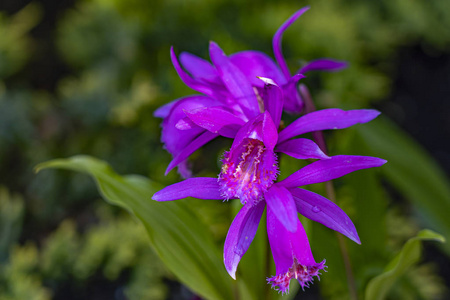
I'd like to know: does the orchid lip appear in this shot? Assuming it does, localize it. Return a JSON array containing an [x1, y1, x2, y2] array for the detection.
[[219, 137, 279, 205]]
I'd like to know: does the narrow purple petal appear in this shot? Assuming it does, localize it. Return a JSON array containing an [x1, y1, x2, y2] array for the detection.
[[278, 108, 381, 143], [161, 95, 220, 156], [209, 41, 259, 118], [230, 112, 278, 151], [272, 6, 310, 78], [152, 177, 222, 201], [154, 99, 179, 118], [224, 201, 265, 279], [279, 155, 387, 188], [281, 74, 305, 114], [299, 59, 348, 73], [267, 205, 316, 275], [229, 51, 287, 87], [261, 111, 278, 151], [275, 138, 330, 160], [171, 47, 226, 99], [258, 77, 284, 128], [290, 188, 360, 244], [182, 106, 245, 138], [230, 114, 262, 150], [175, 116, 197, 130], [177, 160, 193, 179], [165, 131, 219, 175], [179, 51, 222, 84], [265, 185, 298, 232]]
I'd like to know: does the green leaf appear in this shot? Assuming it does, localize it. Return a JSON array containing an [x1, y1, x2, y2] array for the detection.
[[358, 117, 450, 254], [35, 155, 233, 300], [365, 229, 445, 300]]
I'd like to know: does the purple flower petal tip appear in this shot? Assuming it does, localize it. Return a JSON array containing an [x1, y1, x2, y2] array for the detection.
[[292, 73, 306, 81], [289, 6, 311, 23], [365, 157, 387, 167], [209, 41, 223, 55], [153, 177, 223, 201], [224, 202, 265, 280], [273, 6, 310, 78], [225, 262, 237, 280], [276, 138, 330, 160], [299, 59, 348, 73], [362, 109, 381, 121], [257, 76, 278, 86]]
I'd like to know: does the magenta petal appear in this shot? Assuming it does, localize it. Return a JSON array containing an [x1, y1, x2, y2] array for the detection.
[[230, 112, 277, 151], [290, 188, 360, 244], [152, 177, 223, 201], [278, 108, 381, 143], [224, 201, 265, 279], [265, 185, 298, 232], [272, 6, 310, 78], [261, 111, 278, 151], [209, 41, 259, 118], [299, 59, 348, 73], [161, 95, 220, 156], [275, 138, 330, 160], [219, 121, 279, 205], [171, 47, 226, 99], [279, 155, 387, 188], [165, 131, 219, 175], [175, 116, 197, 130], [183, 106, 245, 138], [177, 160, 193, 179], [281, 75, 305, 114], [229, 51, 287, 87], [179, 51, 221, 84], [230, 114, 263, 150], [267, 205, 316, 275], [154, 99, 179, 118], [258, 77, 284, 128]]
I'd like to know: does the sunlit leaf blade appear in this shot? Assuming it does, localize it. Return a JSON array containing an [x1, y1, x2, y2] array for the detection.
[[35, 155, 233, 300], [358, 117, 450, 253], [365, 229, 445, 300]]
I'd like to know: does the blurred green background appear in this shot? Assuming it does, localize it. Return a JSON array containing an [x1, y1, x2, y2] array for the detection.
[[0, 0, 449, 299]]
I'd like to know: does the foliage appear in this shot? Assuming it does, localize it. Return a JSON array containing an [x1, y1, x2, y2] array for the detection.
[[0, 0, 449, 299], [0, 3, 41, 79], [0, 195, 168, 300], [0, 187, 24, 262], [365, 230, 445, 300]]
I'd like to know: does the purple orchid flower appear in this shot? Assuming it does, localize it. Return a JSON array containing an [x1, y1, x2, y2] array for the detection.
[[156, 42, 359, 178], [176, 6, 347, 114], [154, 41, 260, 177], [155, 7, 346, 177], [152, 79, 386, 293]]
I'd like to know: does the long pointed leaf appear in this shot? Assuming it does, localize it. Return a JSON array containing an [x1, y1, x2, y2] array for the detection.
[[365, 230, 445, 300], [35, 156, 233, 300], [358, 117, 450, 254]]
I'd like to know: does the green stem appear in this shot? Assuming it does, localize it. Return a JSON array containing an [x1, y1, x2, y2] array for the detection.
[[300, 84, 359, 300], [264, 211, 272, 300], [325, 180, 358, 300]]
